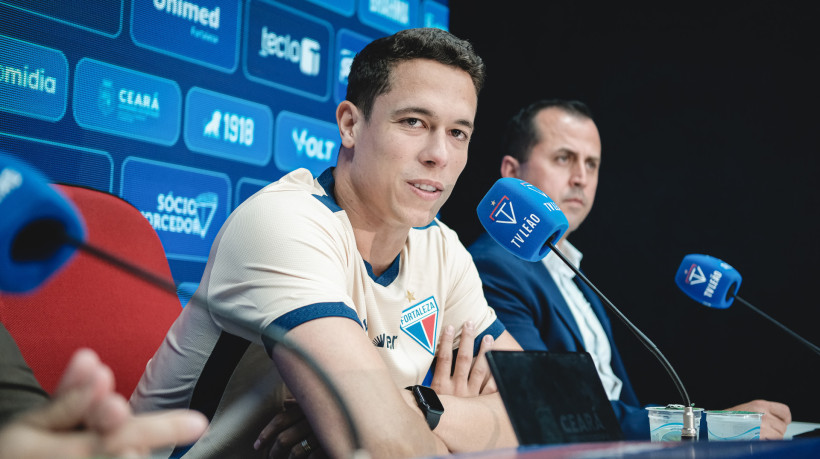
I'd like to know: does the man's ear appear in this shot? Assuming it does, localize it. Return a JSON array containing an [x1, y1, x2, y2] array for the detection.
[[500, 155, 521, 178], [336, 101, 359, 148]]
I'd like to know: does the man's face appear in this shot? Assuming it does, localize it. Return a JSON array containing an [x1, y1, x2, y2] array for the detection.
[[511, 108, 601, 234], [343, 59, 477, 229]]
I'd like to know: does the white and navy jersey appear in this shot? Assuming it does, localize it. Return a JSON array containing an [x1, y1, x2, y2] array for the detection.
[[130, 168, 504, 458]]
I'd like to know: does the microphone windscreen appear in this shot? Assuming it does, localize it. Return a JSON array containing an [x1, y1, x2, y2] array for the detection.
[[477, 178, 568, 262], [674, 254, 742, 309], [0, 153, 85, 293]]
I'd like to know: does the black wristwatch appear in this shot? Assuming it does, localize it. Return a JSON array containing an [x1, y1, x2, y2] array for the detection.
[[406, 385, 444, 430]]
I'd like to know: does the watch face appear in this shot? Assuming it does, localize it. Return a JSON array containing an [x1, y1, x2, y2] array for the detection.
[[416, 385, 444, 412]]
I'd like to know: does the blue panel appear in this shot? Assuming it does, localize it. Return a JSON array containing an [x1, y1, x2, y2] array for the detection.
[[306, 0, 355, 17], [357, 0, 419, 34], [73, 58, 182, 146], [421, 0, 448, 30], [184, 87, 273, 166], [333, 28, 372, 104], [244, 0, 333, 101], [0, 133, 113, 192], [235, 177, 274, 208], [0, 0, 122, 37], [120, 157, 231, 262], [0, 34, 68, 122], [274, 111, 339, 176], [130, 0, 241, 73]]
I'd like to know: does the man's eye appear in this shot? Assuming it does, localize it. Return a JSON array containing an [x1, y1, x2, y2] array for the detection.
[[451, 129, 468, 140]]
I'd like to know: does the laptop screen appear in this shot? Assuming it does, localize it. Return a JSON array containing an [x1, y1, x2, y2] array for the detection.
[[486, 350, 623, 445]]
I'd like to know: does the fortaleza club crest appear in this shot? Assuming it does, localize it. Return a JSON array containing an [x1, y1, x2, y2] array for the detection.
[[400, 296, 439, 355]]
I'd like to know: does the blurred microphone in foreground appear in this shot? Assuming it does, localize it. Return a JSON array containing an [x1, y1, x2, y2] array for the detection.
[[0, 153, 209, 458], [676, 253, 820, 357]]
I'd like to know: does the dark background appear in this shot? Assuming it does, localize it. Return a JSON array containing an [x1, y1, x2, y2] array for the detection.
[[443, 1, 820, 422]]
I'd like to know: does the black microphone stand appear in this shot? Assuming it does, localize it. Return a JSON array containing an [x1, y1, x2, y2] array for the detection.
[[546, 239, 698, 440]]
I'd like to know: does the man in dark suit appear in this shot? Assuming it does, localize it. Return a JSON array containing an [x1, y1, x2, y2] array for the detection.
[[468, 99, 791, 440]]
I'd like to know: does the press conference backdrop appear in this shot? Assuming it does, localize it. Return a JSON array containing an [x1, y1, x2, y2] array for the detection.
[[0, 0, 449, 294]]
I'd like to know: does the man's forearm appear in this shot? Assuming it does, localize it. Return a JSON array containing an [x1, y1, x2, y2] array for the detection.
[[433, 392, 517, 453]]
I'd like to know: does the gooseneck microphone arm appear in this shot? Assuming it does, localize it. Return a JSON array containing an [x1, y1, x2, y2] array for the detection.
[[57, 232, 366, 454], [546, 239, 697, 440], [730, 294, 820, 357]]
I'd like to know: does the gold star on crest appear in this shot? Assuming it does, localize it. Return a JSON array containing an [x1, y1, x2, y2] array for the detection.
[[406, 290, 416, 302], [491, 200, 496, 206]]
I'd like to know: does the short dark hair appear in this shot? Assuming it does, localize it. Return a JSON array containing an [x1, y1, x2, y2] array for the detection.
[[502, 99, 594, 163], [346, 28, 485, 121]]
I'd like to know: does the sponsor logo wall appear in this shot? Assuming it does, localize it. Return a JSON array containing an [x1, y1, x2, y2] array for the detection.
[[0, 0, 449, 297]]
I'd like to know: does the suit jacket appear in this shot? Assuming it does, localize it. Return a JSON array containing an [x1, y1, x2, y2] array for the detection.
[[469, 232, 650, 439]]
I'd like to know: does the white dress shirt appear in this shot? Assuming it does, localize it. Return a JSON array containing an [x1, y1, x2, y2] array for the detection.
[[542, 240, 623, 400]]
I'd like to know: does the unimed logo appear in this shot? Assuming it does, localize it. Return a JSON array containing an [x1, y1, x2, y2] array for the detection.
[[259, 27, 321, 76]]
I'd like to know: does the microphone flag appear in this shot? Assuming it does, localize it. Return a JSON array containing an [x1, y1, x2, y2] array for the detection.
[[674, 254, 742, 309], [0, 153, 86, 293], [476, 177, 568, 262]]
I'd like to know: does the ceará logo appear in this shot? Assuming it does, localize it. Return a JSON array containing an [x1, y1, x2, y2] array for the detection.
[[259, 26, 321, 76]]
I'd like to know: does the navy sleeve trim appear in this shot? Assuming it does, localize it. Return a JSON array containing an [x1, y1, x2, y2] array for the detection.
[[473, 318, 506, 356], [262, 302, 362, 356]]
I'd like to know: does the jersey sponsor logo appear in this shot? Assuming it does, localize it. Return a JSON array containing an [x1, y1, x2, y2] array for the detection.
[[0, 35, 68, 121], [372, 333, 397, 349], [684, 263, 706, 285], [400, 296, 439, 355]]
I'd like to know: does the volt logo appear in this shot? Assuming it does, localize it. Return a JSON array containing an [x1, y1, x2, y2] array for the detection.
[[400, 296, 439, 355], [685, 264, 706, 285], [275, 111, 339, 176], [259, 27, 321, 76], [292, 128, 335, 161], [489, 196, 516, 224]]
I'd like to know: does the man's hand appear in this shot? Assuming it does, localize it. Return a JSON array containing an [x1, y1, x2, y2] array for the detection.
[[726, 399, 792, 439], [254, 399, 325, 459], [430, 321, 496, 397], [0, 349, 208, 459]]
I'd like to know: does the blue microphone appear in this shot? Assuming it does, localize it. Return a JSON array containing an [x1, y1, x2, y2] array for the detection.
[[477, 178, 698, 440], [476, 177, 568, 262], [0, 154, 85, 293], [675, 254, 742, 309], [675, 254, 820, 357]]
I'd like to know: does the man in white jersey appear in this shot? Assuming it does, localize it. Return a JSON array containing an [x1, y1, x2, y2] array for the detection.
[[131, 28, 520, 458], [469, 99, 791, 440]]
